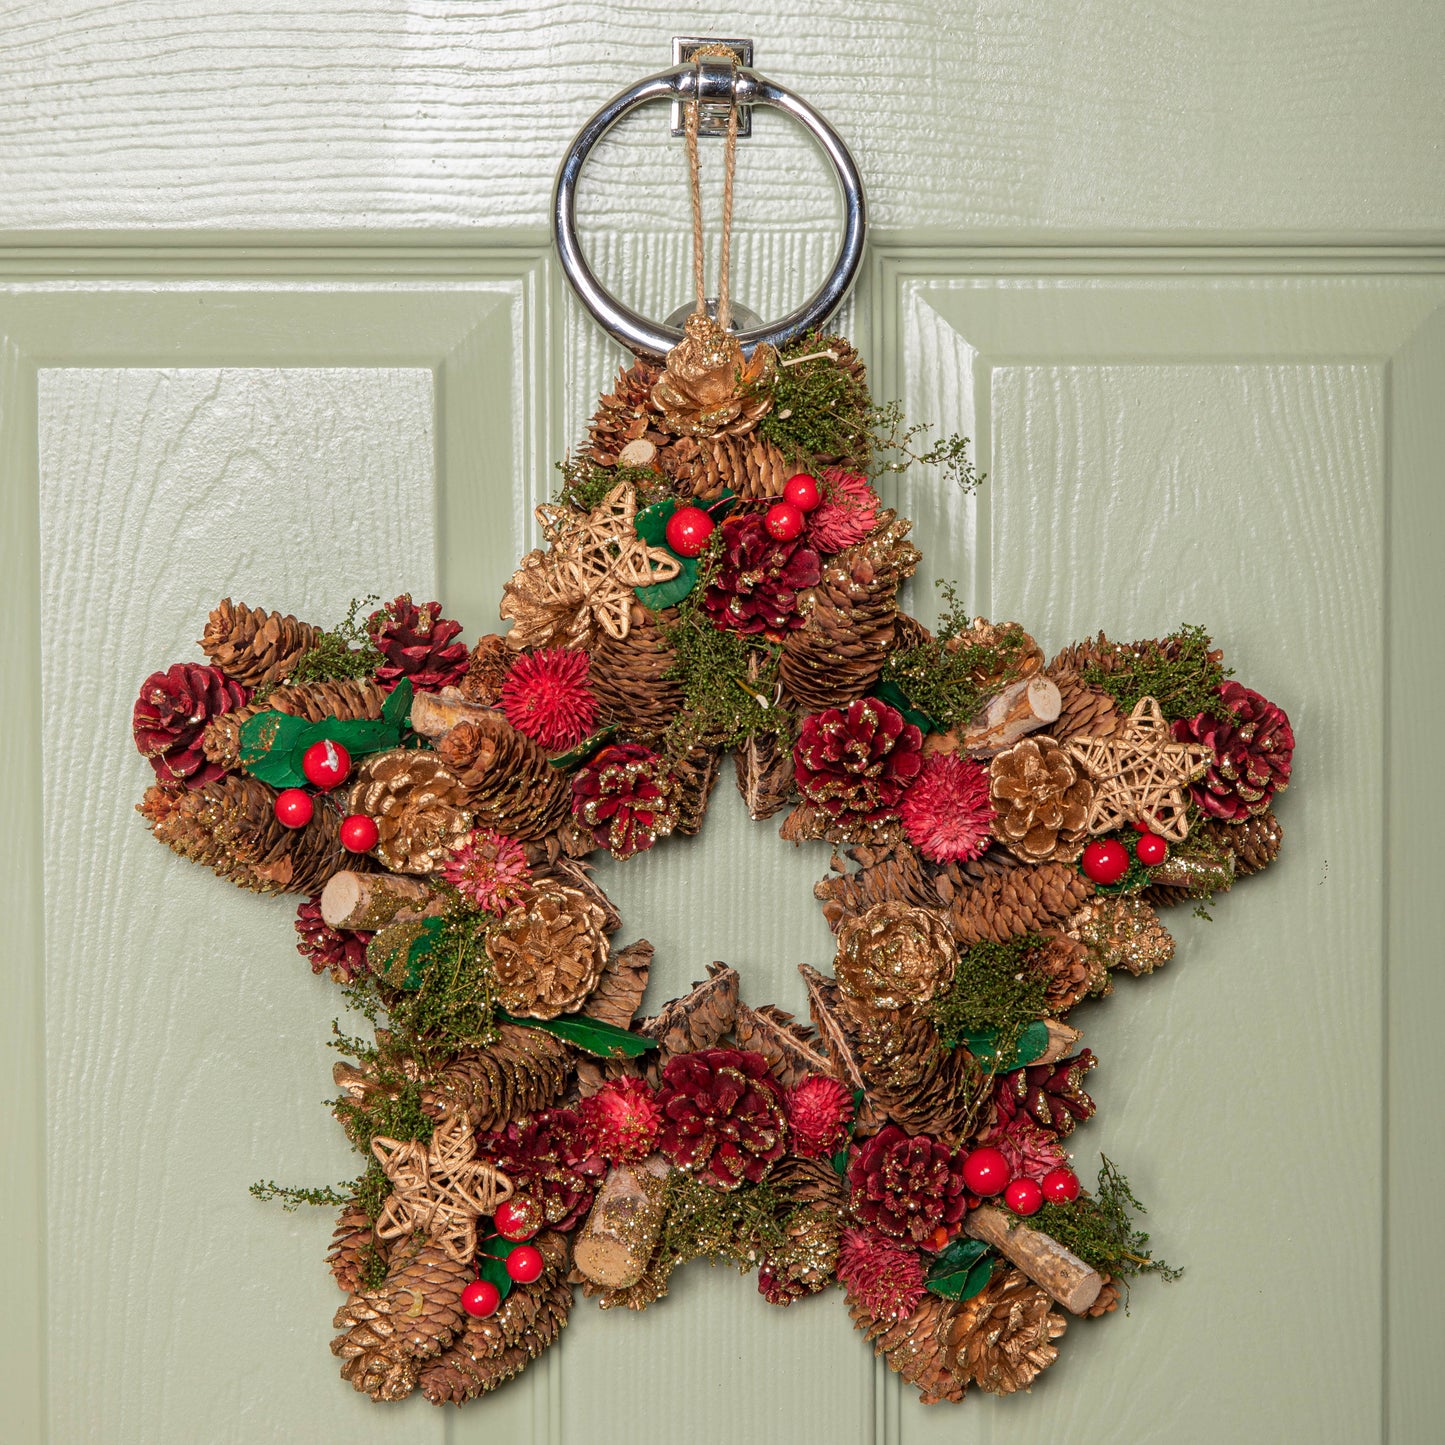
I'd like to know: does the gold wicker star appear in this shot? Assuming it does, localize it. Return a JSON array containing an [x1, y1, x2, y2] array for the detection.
[[1065, 696, 1211, 842], [371, 1110, 513, 1264], [533, 482, 681, 641]]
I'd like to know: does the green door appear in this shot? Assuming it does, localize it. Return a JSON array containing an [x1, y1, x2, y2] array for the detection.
[[3, 7, 1442, 1443]]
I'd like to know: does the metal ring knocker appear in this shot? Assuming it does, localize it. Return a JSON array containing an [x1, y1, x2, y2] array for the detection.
[[553, 61, 868, 359]]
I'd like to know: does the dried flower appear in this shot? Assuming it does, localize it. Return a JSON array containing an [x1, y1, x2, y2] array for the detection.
[[837, 1227, 927, 1320], [442, 828, 532, 914], [498, 646, 597, 751], [899, 753, 994, 863], [807, 468, 879, 554], [580, 1077, 663, 1161], [784, 1076, 855, 1160]]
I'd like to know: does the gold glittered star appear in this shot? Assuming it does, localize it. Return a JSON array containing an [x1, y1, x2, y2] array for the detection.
[[1065, 696, 1212, 842]]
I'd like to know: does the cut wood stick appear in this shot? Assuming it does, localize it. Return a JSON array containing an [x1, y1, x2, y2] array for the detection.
[[319, 870, 443, 931], [1034, 1019, 1083, 1067], [408, 686, 497, 741], [964, 1204, 1104, 1315], [960, 676, 1061, 756], [571, 1155, 670, 1289]]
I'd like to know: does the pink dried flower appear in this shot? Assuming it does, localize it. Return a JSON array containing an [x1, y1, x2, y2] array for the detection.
[[579, 1077, 663, 1161], [837, 1228, 926, 1320], [806, 468, 879, 554], [983, 1115, 1068, 1183], [442, 828, 532, 913], [784, 1075, 855, 1160], [899, 753, 995, 863]]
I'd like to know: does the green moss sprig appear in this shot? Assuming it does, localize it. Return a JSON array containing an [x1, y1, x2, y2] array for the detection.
[[1082, 625, 1233, 722], [553, 456, 673, 514], [248, 1179, 355, 1211], [931, 936, 1049, 1066], [283, 595, 383, 688], [378, 914, 500, 1060], [659, 1176, 789, 1271]]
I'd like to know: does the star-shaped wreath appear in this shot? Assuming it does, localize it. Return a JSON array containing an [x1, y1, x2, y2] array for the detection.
[[1065, 696, 1212, 841], [370, 1111, 513, 1264]]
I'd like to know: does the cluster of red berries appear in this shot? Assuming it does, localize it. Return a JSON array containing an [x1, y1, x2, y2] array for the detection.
[[961, 1147, 1080, 1218], [460, 1195, 546, 1319], [271, 740, 379, 853], [663, 473, 823, 558], [1080, 824, 1170, 885]]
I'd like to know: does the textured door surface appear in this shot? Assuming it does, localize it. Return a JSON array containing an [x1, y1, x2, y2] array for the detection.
[[3, 5, 1443, 1444]]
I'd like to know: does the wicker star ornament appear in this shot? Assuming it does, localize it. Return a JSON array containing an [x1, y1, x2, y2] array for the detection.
[[371, 1110, 513, 1264], [1065, 696, 1211, 841]]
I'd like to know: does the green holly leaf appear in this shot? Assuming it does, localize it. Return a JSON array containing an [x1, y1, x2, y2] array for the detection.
[[830, 1147, 850, 1177], [548, 725, 616, 771], [635, 498, 699, 609], [957, 1020, 1052, 1073], [474, 1251, 515, 1304], [872, 679, 939, 735], [380, 676, 414, 728], [498, 1011, 658, 1059], [925, 1237, 995, 1301], [238, 711, 312, 787]]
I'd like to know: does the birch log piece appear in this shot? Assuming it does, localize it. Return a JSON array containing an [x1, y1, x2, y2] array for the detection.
[[319, 869, 443, 931], [927, 676, 1062, 759], [408, 685, 496, 740], [964, 1205, 1104, 1315], [572, 1155, 670, 1289]]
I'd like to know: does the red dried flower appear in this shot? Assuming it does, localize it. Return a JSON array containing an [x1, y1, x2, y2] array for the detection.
[[784, 1075, 854, 1160], [806, 468, 879, 554], [657, 1047, 788, 1190], [794, 697, 924, 822], [132, 663, 248, 789], [847, 1124, 967, 1243], [899, 753, 995, 862], [1173, 681, 1294, 822], [579, 1077, 663, 1161], [442, 828, 532, 913], [475, 1108, 605, 1230], [837, 1227, 927, 1320], [702, 512, 822, 637], [366, 594, 468, 692], [571, 743, 680, 859], [294, 896, 371, 983], [499, 646, 597, 751]]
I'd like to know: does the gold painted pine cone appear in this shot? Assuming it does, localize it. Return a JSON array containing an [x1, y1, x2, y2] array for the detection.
[[650, 312, 777, 438], [347, 749, 474, 874], [1066, 895, 1175, 977], [946, 618, 1044, 694], [199, 598, 322, 689], [944, 1266, 1067, 1395], [486, 884, 611, 1019], [834, 899, 958, 1009], [989, 735, 1095, 862], [849, 1292, 965, 1405]]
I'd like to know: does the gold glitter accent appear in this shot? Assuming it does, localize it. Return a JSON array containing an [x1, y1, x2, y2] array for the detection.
[[1065, 896, 1175, 977], [834, 900, 958, 1009]]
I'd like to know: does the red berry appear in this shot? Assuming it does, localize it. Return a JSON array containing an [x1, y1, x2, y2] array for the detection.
[[1081, 838, 1130, 885], [665, 505, 715, 558], [493, 1196, 542, 1242], [1135, 831, 1168, 866], [461, 1279, 500, 1318], [783, 473, 821, 512], [504, 1244, 545, 1284], [962, 1147, 1010, 1197], [1004, 1177, 1044, 1216], [273, 788, 314, 829], [339, 814, 379, 853], [1041, 1167, 1081, 1204], [764, 501, 805, 542], [302, 739, 351, 790]]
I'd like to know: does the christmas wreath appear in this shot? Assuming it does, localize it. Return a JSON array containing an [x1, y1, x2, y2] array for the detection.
[[133, 315, 1295, 1407]]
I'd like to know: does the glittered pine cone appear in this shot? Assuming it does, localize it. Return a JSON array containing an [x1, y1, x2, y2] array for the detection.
[[1026, 931, 1107, 1012], [571, 742, 680, 860], [992, 1050, 1097, 1138], [366, 595, 468, 692], [347, 750, 473, 874], [850, 1291, 965, 1405], [484, 882, 609, 1019], [657, 1047, 788, 1190], [834, 900, 957, 1009], [794, 696, 924, 823], [757, 1203, 841, 1306], [295, 895, 371, 982], [1173, 681, 1294, 821], [1065, 895, 1174, 977], [702, 512, 822, 638], [988, 735, 1094, 862], [133, 663, 248, 789], [944, 1266, 1066, 1395], [847, 1124, 967, 1244], [650, 313, 777, 438], [199, 598, 321, 690], [667, 432, 793, 501], [476, 1110, 604, 1230]]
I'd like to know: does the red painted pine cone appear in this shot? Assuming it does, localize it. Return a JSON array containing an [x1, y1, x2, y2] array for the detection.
[[657, 1047, 788, 1190], [571, 743, 680, 859], [702, 512, 821, 637], [366, 594, 468, 692], [846, 1124, 967, 1244], [794, 697, 924, 823], [1173, 681, 1294, 821], [294, 896, 371, 983], [475, 1108, 604, 1230], [132, 663, 248, 789]]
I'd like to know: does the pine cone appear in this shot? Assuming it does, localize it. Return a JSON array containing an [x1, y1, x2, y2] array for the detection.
[[199, 599, 321, 689], [587, 603, 682, 736], [944, 1266, 1066, 1394], [780, 515, 921, 710], [1049, 628, 1224, 680], [814, 843, 942, 929], [704, 512, 822, 638], [947, 861, 1094, 945], [458, 633, 511, 706], [758, 1202, 841, 1305], [571, 743, 681, 859], [668, 431, 793, 500], [139, 781, 227, 869], [437, 711, 573, 841], [850, 1292, 965, 1404], [477, 1115, 603, 1230], [656, 1047, 787, 1190], [296, 895, 371, 982], [328, 1200, 380, 1293], [989, 736, 1094, 862], [672, 745, 722, 836], [1026, 932, 1107, 1012], [1200, 808, 1283, 876], [420, 1024, 573, 1129], [993, 1051, 1097, 1137], [847, 1124, 967, 1243], [485, 884, 610, 1019], [778, 801, 904, 850], [203, 676, 386, 769], [367, 595, 468, 692], [768, 1154, 849, 1211], [1066, 896, 1174, 977], [651, 313, 776, 438], [1044, 668, 1123, 742], [734, 730, 797, 820], [133, 663, 248, 788], [587, 356, 668, 465], [1174, 682, 1294, 821], [794, 696, 924, 823], [346, 750, 472, 874], [834, 900, 957, 1009]]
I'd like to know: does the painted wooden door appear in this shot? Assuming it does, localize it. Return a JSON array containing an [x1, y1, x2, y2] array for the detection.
[[3, 5, 1442, 1443]]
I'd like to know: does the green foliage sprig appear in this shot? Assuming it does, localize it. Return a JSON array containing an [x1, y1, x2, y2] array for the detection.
[[659, 1176, 789, 1271], [553, 457, 673, 514], [1025, 1156, 1181, 1291], [930, 935, 1049, 1067], [248, 1179, 355, 1212], [284, 596, 382, 687], [1082, 625, 1233, 722], [378, 914, 500, 1061]]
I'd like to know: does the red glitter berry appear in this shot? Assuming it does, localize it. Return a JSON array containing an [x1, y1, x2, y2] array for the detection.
[[962, 1147, 1010, 1197], [1081, 838, 1130, 884], [499, 646, 597, 752], [765, 501, 806, 542], [461, 1280, 500, 1318], [493, 1196, 543, 1242]]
